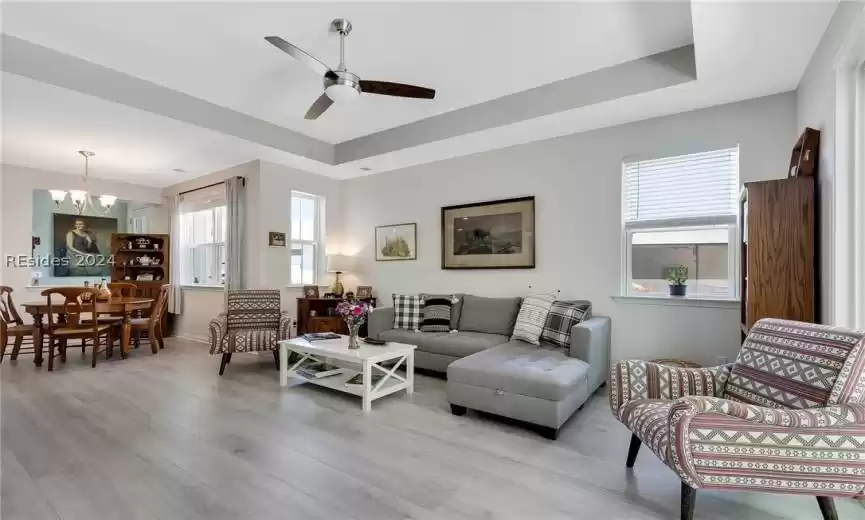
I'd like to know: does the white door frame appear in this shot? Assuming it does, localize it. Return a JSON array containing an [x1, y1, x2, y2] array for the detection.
[[832, 7, 865, 329]]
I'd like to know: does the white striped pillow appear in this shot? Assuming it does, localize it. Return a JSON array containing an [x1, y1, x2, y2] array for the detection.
[[511, 294, 555, 345]]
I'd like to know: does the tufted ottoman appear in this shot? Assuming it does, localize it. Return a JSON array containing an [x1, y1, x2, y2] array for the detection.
[[446, 341, 591, 439]]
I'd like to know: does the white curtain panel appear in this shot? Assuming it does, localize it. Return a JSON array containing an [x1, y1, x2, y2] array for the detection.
[[224, 177, 245, 306], [167, 194, 184, 315]]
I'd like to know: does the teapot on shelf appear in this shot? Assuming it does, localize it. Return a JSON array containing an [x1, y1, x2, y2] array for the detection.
[[136, 255, 154, 266]]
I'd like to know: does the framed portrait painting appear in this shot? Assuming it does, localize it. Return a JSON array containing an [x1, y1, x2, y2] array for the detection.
[[375, 223, 417, 261], [441, 196, 535, 269], [52, 213, 118, 277]]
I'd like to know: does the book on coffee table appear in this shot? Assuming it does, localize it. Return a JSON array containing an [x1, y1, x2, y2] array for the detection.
[[297, 362, 345, 379], [303, 333, 341, 342], [344, 373, 385, 387]]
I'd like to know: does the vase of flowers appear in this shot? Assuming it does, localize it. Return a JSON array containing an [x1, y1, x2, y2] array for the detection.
[[336, 300, 371, 349]]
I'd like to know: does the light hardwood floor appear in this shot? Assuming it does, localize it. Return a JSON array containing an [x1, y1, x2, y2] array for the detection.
[[2, 338, 862, 520]]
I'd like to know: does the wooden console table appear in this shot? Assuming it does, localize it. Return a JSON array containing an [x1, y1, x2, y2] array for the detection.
[[296, 297, 376, 337]]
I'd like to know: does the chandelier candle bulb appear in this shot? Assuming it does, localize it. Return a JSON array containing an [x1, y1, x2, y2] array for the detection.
[[48, 190, 67, 205], [99, 194, 117, 210]]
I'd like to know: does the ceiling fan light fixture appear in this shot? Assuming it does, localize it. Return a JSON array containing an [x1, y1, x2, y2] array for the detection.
[[325, 82, 360, 102], [265, 19, 435, 120]]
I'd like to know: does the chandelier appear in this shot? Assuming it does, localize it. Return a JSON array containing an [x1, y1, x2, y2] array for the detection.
[[49, 150, 117, 214]]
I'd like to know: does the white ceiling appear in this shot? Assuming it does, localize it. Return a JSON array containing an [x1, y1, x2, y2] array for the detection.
[[2, 2, 693, 143], [0, 1, 840, 187], [0, 72, 342, 186]]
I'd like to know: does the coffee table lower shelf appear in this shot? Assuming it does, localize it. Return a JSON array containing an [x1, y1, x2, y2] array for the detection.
[[290, 369, 408, 399]]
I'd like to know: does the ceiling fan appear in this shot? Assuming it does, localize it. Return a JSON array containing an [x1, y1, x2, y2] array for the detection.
[[265, 18, 436, 120]]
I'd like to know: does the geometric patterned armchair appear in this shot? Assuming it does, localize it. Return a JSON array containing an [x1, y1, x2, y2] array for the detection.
[[610, 318, 865, 520], [209, 290, 292, 376]]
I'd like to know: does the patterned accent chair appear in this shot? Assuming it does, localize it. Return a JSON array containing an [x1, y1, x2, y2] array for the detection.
[[610, 318, 865, 520], [209, 290, 292, 375]]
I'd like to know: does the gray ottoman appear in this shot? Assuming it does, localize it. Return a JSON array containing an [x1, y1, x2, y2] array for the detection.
[[446, 341, 591, 439]]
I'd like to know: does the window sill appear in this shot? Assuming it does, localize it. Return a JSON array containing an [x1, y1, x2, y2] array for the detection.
[[611, 295, 740, 309], [181, 284, 224, 291]]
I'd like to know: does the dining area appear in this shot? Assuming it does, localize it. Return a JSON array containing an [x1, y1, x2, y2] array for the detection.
[[0, 282, 169, 370]]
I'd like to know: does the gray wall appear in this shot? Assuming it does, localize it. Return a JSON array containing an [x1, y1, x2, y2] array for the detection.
[[796, 1, 864, 325], [340, 92, 797, 365]]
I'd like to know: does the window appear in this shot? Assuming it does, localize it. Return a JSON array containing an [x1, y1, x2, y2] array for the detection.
[[622, 146, 739, 299], [179, 184, 226, 286], [289, 190, 324, 285], [129, 215, 147, 233], [855, 61, 865, 328]]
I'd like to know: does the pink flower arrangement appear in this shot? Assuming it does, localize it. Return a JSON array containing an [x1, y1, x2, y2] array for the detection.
[[336, 300, 371, 328]]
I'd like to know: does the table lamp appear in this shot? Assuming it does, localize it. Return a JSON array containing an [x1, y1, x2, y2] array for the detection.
[[326, 254, 354, 297]]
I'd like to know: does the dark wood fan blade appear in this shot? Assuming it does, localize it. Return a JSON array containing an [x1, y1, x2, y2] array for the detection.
[[359, 80, 435, 99], [304, 93, 334, 120], [265, 36, 336, 79]]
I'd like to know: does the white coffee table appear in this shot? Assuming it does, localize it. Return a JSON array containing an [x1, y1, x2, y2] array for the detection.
[[278, 336, 416, 412]]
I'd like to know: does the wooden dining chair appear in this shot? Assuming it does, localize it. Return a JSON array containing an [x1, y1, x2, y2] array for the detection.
[[128, 284, 169, 354], [0, 286, 42, 363], [81, 282, 139, 350], [42, 288, 113, 371], [108, 282, 137, 297]]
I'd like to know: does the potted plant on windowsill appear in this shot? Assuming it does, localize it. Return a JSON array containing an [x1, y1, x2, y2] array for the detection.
[[666, 265, 688, 297]]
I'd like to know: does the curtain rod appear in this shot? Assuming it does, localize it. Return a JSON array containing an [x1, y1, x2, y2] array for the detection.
[[177, 176, 246, 196]]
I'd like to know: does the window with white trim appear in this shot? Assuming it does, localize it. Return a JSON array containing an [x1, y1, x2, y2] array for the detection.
[[622, 146, 739, 299], [129, 215, 147, 233], [289, 190, 324, 285], [855, 61, 865, 328], [179, 184, 226, 286]]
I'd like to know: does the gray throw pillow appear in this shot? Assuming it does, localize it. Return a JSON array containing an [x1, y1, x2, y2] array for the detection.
[[457, 295, 522, 336]]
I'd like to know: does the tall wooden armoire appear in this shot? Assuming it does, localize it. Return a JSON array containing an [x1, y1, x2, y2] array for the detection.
[[740, 176, 818, 334]]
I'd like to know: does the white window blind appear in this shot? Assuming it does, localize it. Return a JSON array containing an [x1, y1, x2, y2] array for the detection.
[[624, 146, 739, 225]]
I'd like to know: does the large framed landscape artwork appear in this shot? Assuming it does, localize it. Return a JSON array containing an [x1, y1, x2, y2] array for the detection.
[[375, 223, 417, 261], [441, 196, 535, 269]]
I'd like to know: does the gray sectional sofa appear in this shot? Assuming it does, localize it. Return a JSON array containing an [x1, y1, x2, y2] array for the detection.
[[368, 294, 611, 439]]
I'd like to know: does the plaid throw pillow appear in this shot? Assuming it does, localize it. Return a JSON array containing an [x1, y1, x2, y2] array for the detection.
[[420, 297, 452, 332], [392, 294, 424, 330], [511, 294, 555, 345], [541, 301, 592, 349]]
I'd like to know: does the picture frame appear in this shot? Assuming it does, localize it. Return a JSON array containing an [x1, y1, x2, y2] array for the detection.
[[302, 285, 320, 298], [52, 213, 118, 277], [375, 223, 417, 261], [441, 196, 535, 269], [356, 285, 373, 299], [268, 231, 286, 247]]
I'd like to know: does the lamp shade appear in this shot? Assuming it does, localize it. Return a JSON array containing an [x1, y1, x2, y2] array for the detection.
[[48, 190, 67, 203], [326, 254, 354, 273]]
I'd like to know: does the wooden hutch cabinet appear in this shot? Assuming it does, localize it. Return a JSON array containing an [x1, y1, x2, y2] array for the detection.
[[110, 233, 170, 319], [740, 176, 817, 334]]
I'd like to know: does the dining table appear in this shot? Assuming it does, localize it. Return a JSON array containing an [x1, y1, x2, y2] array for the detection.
[[22, 297, 154, 366]]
